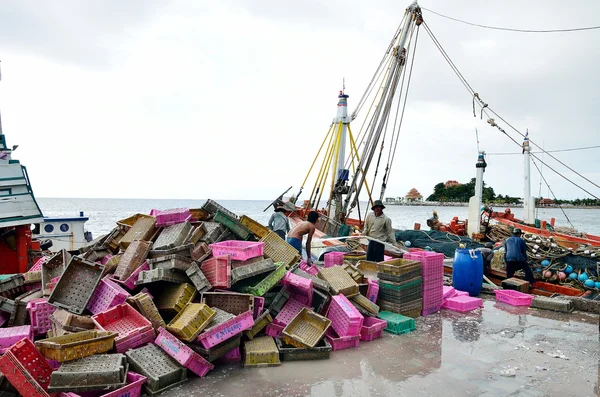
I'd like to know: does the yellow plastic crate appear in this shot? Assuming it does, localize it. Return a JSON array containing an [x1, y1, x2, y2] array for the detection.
[[166, 303, 215, 342], [117, 213, 154, 228], [318, 266, 359, 297], [260, 232, 300, 269], [282, 307, 331, 348], [155, 283, 197, 315], [239, 216, 270, 240], [357, 260, 377, 272], [243, 336, 280, 368], [376, 258, 421, 276], [245, 311, 272, 340], [35, 330, 117, 362]]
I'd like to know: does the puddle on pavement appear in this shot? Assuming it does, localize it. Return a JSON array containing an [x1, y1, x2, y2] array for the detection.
[[166, 298, 600, 397]]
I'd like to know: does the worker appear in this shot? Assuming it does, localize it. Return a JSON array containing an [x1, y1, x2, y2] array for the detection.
[[504, 228, 535, 284], [363, 200, 400, 262], [268, 206, 290, 240], [287, 211, 319, 264], [475, 242, 495, 275]]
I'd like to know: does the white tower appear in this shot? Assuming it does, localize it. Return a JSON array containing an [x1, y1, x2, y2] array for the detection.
[[522, 133, 535, 224], [467, 151, 487, 237]]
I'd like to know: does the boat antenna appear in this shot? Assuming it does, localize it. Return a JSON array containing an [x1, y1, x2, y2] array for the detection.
[[0, 60, 3, 135], [475, 128, 480, 152]]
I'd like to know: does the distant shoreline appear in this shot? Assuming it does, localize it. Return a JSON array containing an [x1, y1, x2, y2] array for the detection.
[[384, 202, 600, 210]]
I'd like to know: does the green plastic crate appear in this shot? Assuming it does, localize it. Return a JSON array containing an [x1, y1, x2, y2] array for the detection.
[[240, 263, 287, 296], [213, 211, 253, 241], [377, 311, 415, 335]]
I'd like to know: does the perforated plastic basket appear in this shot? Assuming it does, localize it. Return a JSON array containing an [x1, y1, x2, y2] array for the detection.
[[112, 260, 149, 290], [377, 311, 416, 335], [366, 279, 379, 303], [26, 298, 57, 336], [327, 294, 364, 337], [350, 294, 379, 317], [231, 258, 276, 285], [282, 271, 313, 306], [60, 371, 147, 397], [282, 307, 331, 349], [243, 336, 280, 368], [155, 327, 215, 377], [260, 232, 301, 269], [154, 208, 192, 228], [148, 255, 193, 272], [214, 211, 253, 240], [35, 330, 117, 362], [201, 292, 254, 315], [0, 325, 33, 353], [48, 257, 105, 315], [126, 344, 187, 395], [200, 255, 231, 289], [155, 283, 197, 315], [127, 292, 166, 332], [119, 217, 156, 250], [325, 328, 360, 351], [48, 354, 128, 393], [245, 310, 272, 340], [318, 266, 359, 297], [210, 241, 265, 261], [324, 252, 345, 268], [239, 215, 270, 239], [360, 316, 387, 342], [196, 310, 254, 349], [275, 338, 332, 362], [92, 303, 153, 345], [494, 290, 533, 307], [0, 337, 53, 397], [166, 302, 215, 342], [442, 295, 483, 313], [87, 277, 130, 315], [239, 262, 287, 297], [274, 298, 306, 327], [186, 262, 212, 293], [113, 240, 152, 281]]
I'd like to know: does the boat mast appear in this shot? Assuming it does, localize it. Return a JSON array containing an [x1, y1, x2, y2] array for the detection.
[[522, 132, 535, 224], [330, 90, 351, 220], [342, 1, 422, 216], [467, 151, 487, 238]]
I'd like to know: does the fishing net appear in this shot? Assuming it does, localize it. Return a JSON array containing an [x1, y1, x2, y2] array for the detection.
[[395, 230, 483, 258]]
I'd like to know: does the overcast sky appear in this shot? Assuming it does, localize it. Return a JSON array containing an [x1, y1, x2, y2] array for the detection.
[[0, 0, 598, 201]]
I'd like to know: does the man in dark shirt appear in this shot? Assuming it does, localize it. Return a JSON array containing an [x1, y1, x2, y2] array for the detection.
[[503, 228, 535, 284]]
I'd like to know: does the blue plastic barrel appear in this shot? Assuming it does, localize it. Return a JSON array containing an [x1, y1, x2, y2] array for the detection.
[[452, 249, 484, 297]]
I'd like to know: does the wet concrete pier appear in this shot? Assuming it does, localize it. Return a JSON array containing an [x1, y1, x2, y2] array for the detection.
[[165, 299, 599, 397]]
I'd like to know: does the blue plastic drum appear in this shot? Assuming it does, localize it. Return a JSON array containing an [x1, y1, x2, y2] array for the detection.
[[452, 249, 484, 297]]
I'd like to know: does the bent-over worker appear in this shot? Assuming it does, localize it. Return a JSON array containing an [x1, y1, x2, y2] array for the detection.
[[504, 228, 535, 284], [287, 211, 319, 264], [363, 200, 399, 262]]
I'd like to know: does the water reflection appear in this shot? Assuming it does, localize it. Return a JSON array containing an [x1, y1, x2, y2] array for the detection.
[[449, 311, 483, 343]]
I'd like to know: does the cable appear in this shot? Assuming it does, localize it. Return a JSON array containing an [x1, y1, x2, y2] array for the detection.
[[487, 145, 600, 155], [530, 156, 575, 229], [422, 7, 600, 33]]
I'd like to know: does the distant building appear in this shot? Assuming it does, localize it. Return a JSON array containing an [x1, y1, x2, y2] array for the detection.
[[538, 198, 555, 207], [444, 180, 461, 188], [405, 188, 423, 202]]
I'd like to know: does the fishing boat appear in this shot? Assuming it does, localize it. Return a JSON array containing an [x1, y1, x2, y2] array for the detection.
[[269, 1, 599, 267]]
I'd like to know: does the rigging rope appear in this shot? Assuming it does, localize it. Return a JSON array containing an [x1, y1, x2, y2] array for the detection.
[[422, 7, 600, 33], [487, 145, 600, 155], [530, 156, 575, 229], [423, 21, 600, 200]]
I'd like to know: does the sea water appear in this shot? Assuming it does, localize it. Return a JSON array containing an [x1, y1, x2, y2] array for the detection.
[[37, 198, 600, 237]]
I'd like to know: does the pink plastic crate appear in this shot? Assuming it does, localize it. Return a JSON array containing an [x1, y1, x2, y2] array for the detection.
[[360, 317, 387, 342], [422, 282, 443, 307], [442, 295, 483, 313], [220, 346, 241, 363], [26, 282, 42, 292], [299, 261, 319, 276], [100, 254, 114, 265], [327, 295, 364, 337], [273, 298, 306, 326], [454, 290, 469, 297], [58, 372, 147, 397], [0, 326, 33, 353], [154, 208, 192, 227], [196, 310, 254, 349], [209, 241, 265, 261], [29, 257, 47, 272], [26, 298, 57, 336], [114, 326, 155, 353], [87, 277, 131, 315], [404, 251, 444, 280], [325, 328, 360, 351], [421, 305, 442, 316], [92, 303, 153, 345], [155, 327, 215, 377], [366, 279, 379, 304], [442, 286, 456, 300], [324, 252, 345, 268], [253, 296, 264, 319], [111, 260, 149, 290], [0, 338, 53, 396], [200, 255, 231, 288], [494, 290, 533, 307], [282, 271, 313, 307], [265, 322, 284, 338]]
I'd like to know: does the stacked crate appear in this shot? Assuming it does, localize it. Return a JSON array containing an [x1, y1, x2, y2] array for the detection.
[[376, 258, 423, 318], [404, 251, 444, 316]]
